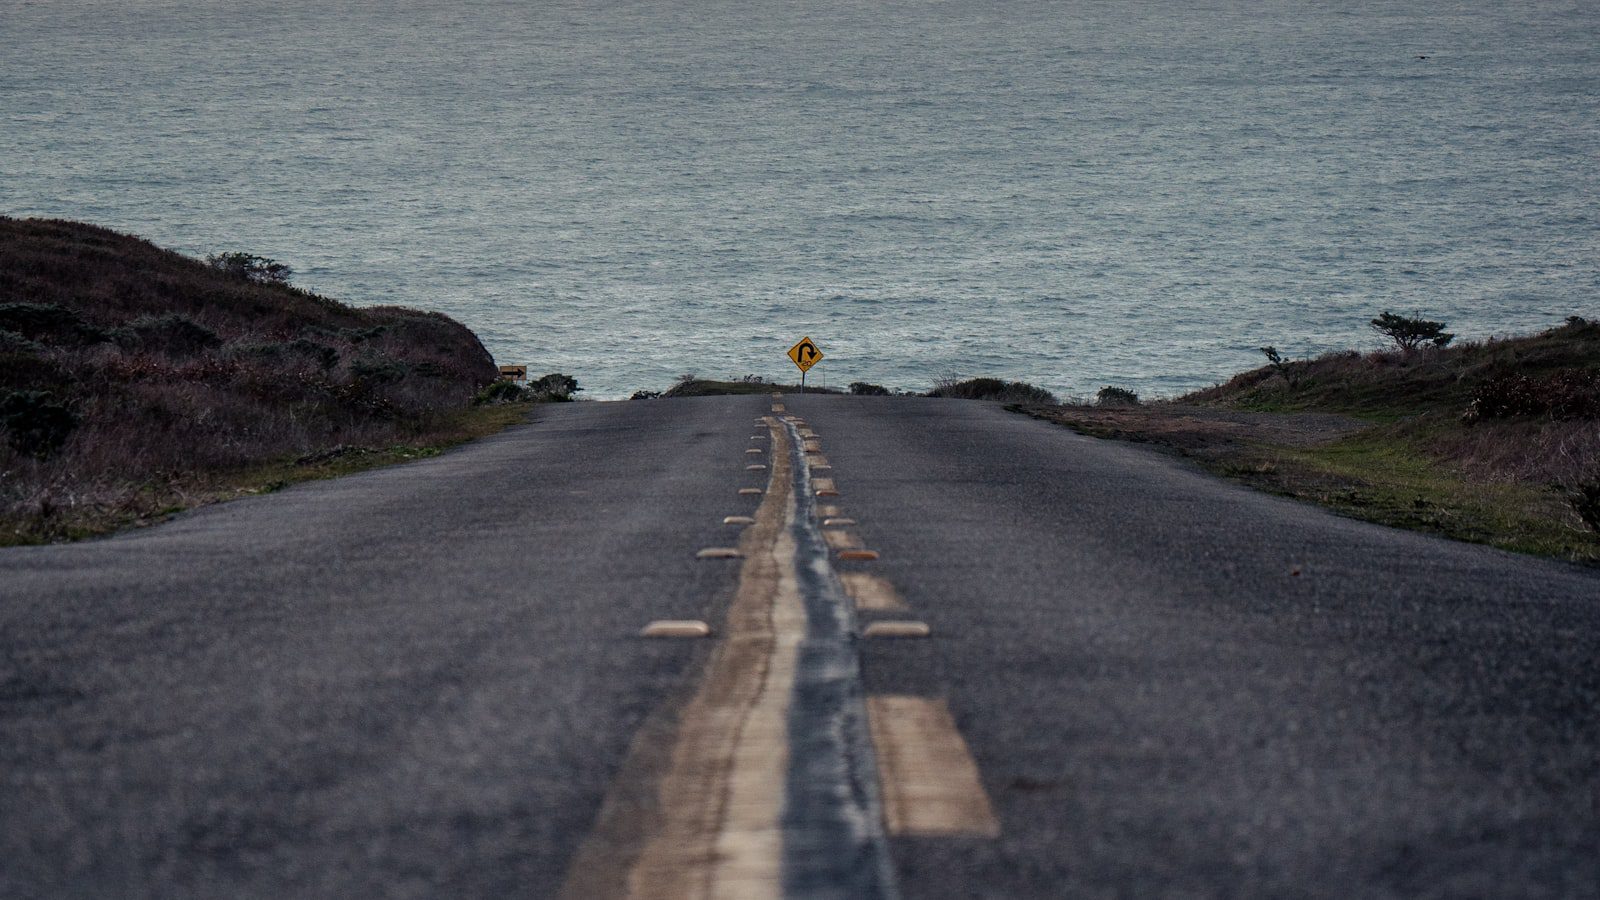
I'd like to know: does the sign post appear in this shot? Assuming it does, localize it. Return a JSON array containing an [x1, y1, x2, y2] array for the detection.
[[787, 336, 824, 393]]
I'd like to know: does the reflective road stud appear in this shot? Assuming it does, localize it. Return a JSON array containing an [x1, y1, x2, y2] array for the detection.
[[641, 620, 713, 639]]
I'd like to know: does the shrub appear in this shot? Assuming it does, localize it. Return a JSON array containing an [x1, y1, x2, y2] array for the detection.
[[1370, 311, 1454, 352], [1096, 386, 1140, 407], [0, 329, 45, 355], [849, 381, 890, 396], [928, 377, 1057, 404], [530, 372, 580, 401], [227, 339, 340, 370], [122, 314, 222, 356], [350, 354, 408, 387], [0, 390, 78, 458], [1464, 368, 1600, 423], [303, 324, 388, 344], [0, 351, 72, 394], [1570, 479, 1600, 534], [206, 252, 293, 285], [0, 303, 111, 346], [630, 389, 661, 400], [474, 380, 528, 405]]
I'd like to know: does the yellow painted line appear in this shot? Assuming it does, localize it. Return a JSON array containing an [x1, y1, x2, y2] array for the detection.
[[641, 620, 712, 638], [803, 441, 823, 454], [772, 404, 786, 412], [839, 573, 907, 611], [746, 448, 763, 455], [563, 416, 805, 900], [697, 547, 744, 560], [746, 464, 768, 471], [739, 488, 763, 496], [723, 516, 756, 525], [823, 529, 862, 551], [808, 455, 831, 469], [837, 549, 878, 561], [862, 621, 929, 639], [866, 696, 1000, 838], [822, 517, 856, 526], [818, 504, 843, 518]]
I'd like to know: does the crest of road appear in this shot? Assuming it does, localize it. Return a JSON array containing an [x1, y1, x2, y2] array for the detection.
[[3, 395, 1599, 897]]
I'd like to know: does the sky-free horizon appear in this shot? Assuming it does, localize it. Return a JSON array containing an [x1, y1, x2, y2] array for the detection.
[[5, 0, 1597, 398]]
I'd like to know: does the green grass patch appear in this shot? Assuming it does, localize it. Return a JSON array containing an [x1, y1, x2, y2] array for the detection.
[[1204, 429, 1600, 563]]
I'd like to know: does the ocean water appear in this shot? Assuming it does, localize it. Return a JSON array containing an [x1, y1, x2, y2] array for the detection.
[[4, 0, 1597, 399]]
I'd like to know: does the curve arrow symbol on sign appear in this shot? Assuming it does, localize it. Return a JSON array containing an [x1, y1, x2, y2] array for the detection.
[[788, 336, 825, 374]]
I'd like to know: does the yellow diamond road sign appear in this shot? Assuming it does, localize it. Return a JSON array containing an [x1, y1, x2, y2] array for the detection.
[[788, 336, 824, 373]]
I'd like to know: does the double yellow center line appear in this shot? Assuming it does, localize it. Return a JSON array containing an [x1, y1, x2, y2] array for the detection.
[[562, 400, 996, 898]]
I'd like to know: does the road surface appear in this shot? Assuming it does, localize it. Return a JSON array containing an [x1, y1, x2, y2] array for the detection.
[[3, 395, 1598, 898]]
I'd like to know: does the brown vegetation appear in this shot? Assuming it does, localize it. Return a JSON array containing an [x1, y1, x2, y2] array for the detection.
[[1025, 318, 1600, 563], [0, 217, 500, 543], [927, 376, 1056, 404]]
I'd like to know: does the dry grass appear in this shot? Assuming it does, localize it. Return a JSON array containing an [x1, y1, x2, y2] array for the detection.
[[0, 217, 503, 543], [1022, 318, 1600, 564]]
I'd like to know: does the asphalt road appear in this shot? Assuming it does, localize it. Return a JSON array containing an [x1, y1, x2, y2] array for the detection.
[[4, 395, 1599, 898]]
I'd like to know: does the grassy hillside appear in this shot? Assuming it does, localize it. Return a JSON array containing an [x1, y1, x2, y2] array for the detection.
[[0, 217, 506, 544], [1028, 318, 1600, 563]]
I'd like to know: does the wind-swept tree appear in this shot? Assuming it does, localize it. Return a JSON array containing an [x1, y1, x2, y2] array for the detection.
[[1370, 311, 1454, 352]]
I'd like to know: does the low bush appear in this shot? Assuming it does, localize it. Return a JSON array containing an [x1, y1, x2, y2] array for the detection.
[[1570, 479, 1600, 534], [928, 377, 1057, 404], [1464, 368, 1600, 423], [0, 390, 78, 458], [0, 303, 111, 346], [474, 380, 529, 405], [529, 372, 580, 401], [228, 338, 339, 371], [1096, 386, 1140, 407], [0, 329, 45, 355], [206, 252, 293, 285], [849, 381, 890, 396], [0, 350, 72, 393], [630, 389, 661, 400], [349, 353, 408, 387], [121, 314, 222, 356]]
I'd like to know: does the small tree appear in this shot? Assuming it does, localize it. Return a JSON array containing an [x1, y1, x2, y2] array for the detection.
[[1370, 311, 1453, 352], [1259, 346, 1298, 387], [207, 252, 293, 286]]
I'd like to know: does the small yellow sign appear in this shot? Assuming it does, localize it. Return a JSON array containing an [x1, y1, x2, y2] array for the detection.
[[787, 336, 824, 373]]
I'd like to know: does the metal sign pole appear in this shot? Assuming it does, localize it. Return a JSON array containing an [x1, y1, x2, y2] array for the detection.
[[801, 370, 806, 394]]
